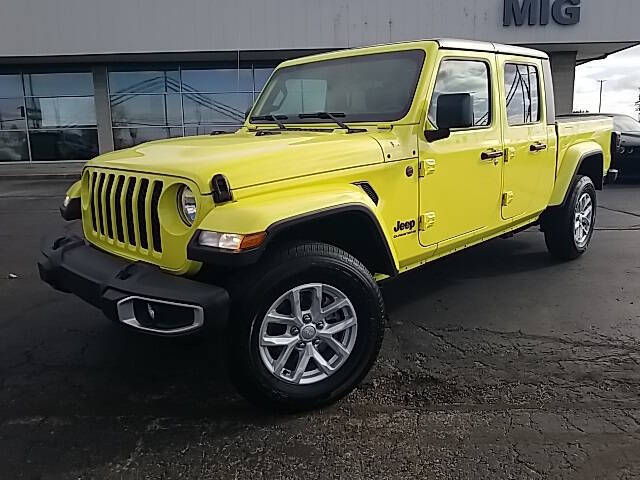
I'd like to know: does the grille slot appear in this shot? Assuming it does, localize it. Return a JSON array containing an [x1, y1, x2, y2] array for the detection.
[[150, 181, 163, 252], [96, 173, 106, 235], [104, 174, 115, 239], [125, 178, 137, 246], [87, 169, 169, 256], [137, 179, 149, 250], [114, 176, 125, 243], [89, 172, 98, 231]]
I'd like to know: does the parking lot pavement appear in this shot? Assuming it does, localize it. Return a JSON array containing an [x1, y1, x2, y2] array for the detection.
[[1, 178, 639, 479]]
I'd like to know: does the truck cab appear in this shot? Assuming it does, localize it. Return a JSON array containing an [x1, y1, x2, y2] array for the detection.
[[40, 39, 613, 411]]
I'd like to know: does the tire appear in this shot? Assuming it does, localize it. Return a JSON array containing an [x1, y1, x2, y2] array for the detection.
[[543, 175, 597, 260], [228, 242, 385, 412]]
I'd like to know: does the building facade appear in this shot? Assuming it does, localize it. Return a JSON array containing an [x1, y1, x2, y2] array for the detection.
[[0, 0, 638, 163]]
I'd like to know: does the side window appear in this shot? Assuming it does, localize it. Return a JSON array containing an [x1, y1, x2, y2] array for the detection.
[[428, 60, 491, 128], [504, 64, 540, 125]]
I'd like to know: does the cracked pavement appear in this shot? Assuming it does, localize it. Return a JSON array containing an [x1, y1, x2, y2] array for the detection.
[[1, 179, 639, 479]]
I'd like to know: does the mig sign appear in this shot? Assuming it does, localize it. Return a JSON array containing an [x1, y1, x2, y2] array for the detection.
[[503, 0, 581, 26]]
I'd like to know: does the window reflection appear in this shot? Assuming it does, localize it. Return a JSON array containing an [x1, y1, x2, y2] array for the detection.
[[26, 97, 96, 129], [428, 60, 490, 128], [0, 98, 26, 130], [0, 75, 23, 98], [504, 64, 540, 125], [29, 129, 98, 161], [113, 127, 183, 149], [183, 93, 252, 125], [108, 63, 277, 150], [0, 131, 29, 161], [181, 68, 253, 93], [24, 73, 94, 97], [110, 94, 181, 127], [108, 71, 180, 94], [184, 125, 239, 136]]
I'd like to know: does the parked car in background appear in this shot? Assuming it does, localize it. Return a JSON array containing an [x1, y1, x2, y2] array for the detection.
[[566, 113, 640, 181]]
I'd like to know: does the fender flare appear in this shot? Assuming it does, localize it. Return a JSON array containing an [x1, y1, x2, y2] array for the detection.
[[188, 201, 398, 275], [548, 143, 604, 208]]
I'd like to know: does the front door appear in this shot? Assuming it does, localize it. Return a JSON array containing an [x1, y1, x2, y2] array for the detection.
[[498, 58, 554, 219], [418, 53, 504, 250]]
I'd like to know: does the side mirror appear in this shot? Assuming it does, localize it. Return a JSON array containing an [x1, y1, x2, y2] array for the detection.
[[436, 93, 474, 130]]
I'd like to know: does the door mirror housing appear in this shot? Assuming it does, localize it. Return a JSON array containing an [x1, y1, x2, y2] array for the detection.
[[424, 128, 451, 142], [424, 93, 474, 143], [436, 93, 474, 130]]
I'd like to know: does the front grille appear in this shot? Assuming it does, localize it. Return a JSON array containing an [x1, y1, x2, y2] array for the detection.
[[87, 170, 164, 253]]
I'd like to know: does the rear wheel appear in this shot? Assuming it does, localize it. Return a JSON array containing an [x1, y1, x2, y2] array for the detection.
[[543, 175, 597, 260], [228, 242, 385, 412]]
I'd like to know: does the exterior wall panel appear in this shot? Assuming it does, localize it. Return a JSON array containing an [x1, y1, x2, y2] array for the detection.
[[1, 0, 638, 58]]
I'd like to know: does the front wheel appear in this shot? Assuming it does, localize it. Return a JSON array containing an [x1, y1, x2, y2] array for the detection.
[[542, 175, 597, 260], [228, 242, 385, 412]]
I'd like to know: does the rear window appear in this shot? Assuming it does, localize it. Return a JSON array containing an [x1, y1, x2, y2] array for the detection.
[[504, 64, 541, 125]]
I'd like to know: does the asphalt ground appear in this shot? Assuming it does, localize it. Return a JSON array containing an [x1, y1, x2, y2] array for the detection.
[[1, 178, 639, 479]]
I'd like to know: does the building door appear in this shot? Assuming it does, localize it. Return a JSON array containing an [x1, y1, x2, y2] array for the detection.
[[418, 54, 504, 251], [499, 59, 554, 219]]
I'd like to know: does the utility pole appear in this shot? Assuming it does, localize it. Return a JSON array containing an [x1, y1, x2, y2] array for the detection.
[[597, 80, 607, 113]]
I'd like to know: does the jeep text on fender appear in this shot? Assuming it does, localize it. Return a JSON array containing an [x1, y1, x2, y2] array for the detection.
[[39, 39, 613, 411]]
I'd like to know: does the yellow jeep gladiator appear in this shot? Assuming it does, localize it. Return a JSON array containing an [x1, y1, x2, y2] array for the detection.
[[39, 39, 614, 411]]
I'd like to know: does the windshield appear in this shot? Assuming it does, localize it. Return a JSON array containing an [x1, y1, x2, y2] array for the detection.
[[250, 50, 425, 124], [613, 115, 640, 132]]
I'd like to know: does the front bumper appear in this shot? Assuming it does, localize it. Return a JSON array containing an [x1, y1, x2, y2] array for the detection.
[[38, 235, 229, 336]]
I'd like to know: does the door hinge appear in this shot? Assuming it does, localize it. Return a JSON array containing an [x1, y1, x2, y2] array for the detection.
[[418, 159, 436, 178], [505, 147, 516, 163], [419, 212, 436, 231], [502, 191, 514, 206]]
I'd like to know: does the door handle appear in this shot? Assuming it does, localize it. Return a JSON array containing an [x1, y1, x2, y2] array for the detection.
[[530, 142, 547, 152], [481, 150, 504, 161]]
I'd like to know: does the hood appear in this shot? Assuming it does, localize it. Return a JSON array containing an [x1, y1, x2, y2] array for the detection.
[[88, 129, 384, 193]]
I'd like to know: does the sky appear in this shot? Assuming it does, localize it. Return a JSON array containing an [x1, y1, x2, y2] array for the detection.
[[574, 44, 640, 119]]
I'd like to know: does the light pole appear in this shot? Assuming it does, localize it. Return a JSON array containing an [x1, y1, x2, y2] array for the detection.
[[597, 80, 607, 113]]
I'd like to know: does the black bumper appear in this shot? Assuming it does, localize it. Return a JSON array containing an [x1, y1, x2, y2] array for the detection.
[[38, 235, 229, 336]]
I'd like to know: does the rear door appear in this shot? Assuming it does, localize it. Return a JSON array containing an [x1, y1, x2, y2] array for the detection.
[[498, 57, 555, 219], [418, 51, 504, 250]]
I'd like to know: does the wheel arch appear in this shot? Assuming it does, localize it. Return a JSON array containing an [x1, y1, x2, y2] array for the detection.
[[265, 205, 398, 277], [548, 143, 604, 208]]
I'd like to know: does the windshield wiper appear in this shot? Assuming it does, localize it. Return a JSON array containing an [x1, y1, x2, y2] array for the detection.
[[249, 114, 288, 130], [298, 112, 366, 133]]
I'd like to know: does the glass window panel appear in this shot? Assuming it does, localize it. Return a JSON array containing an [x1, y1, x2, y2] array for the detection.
[[184, 125, 239, 136], [108, 70, 180, 94], [428, 60, 490, 128], [253, 51, 425, 123], [254, 67, 275, 92], [613, 115, 640, 132], [113, 127, 183, 150], [110, 94, 181, 127], [183, 92, 252, 125], [26, 97, 96, 129], [0, 74, 23, 98], [24, 73, 93, 97], [0, 131, 29, 161], [0, 98, 26, 130], [181, 68, 253, 93], [504, 64, 540, 125], [29, 129, 98, 161]]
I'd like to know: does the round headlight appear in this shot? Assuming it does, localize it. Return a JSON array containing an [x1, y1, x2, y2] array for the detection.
[[177, 185, 197, 226]]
